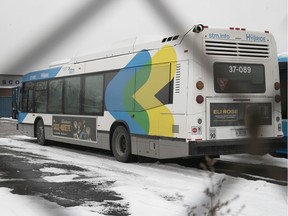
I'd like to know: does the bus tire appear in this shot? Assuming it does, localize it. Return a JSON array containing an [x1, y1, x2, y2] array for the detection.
[[111, 126, 133, 162], [36, 119, 46, 145]]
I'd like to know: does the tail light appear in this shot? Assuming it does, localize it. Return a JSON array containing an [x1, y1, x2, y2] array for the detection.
[[196, 95, 204, 104], [196, 81, 204, 90], [275, 95, 281, 103], [274, 82, 280, 90]]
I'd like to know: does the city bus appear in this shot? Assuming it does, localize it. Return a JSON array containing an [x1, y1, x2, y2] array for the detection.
[[274, 53, 287, 156], [18, 24, 285, 162]]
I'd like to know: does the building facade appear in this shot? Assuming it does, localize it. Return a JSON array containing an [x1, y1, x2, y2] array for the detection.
[[0, 75, 22, 117]]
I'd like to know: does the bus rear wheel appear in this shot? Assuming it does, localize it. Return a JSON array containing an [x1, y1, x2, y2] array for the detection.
[[36, 119, 46, 145], [111, 126, 133, 162]]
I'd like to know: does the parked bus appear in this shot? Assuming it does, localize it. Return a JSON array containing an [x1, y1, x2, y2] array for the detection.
[[275, 53, 287, 156], [18, 25, 285, 162]]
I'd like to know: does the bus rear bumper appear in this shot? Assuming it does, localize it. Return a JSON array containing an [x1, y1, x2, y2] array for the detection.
[[189, 137, 286, 156]]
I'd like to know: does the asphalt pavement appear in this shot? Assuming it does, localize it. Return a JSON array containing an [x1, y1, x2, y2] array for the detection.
[[0, 119, 129, 215]]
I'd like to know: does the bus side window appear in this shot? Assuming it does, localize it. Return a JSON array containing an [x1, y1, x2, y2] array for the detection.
[[48, 79, 63, 113], [35, 81, 48, 113], [83, 74, 104, 115], [28, 90, 34, 112], [64, 76, 81, 114], [21, 82, 34, 113], [19, 86, 24, 112]]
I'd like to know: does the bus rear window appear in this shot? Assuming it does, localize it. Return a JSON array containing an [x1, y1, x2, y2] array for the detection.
[[214, 63, 265, 93]]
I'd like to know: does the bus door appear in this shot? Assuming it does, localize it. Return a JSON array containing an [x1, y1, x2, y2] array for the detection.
[[206, 97, 274, 141]]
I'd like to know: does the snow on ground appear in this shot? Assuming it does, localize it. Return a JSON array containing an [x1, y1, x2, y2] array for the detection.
[[221, 154, 287, 168], [0, 117, 17, 123], [0, 136, 287, 216]]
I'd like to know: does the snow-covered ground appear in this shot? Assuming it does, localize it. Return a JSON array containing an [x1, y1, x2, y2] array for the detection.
[[0, 117, 17, 123], [0, 135, 287, 216]]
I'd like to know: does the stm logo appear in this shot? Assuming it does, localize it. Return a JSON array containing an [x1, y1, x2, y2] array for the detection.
[[208, 33, 231, 40]]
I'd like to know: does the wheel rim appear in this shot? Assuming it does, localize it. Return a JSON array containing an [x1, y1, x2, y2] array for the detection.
[[116, 134, 127, 155], [37, 125, 44, 142]]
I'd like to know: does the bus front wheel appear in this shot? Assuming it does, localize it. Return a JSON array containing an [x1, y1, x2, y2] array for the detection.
[[111, 126, 133, 162], [36, 120, 46, 145]]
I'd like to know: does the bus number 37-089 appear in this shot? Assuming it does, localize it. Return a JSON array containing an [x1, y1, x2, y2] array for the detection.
[[229, 66, 252, 73]]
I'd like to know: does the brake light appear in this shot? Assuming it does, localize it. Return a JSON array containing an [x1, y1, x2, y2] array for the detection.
[[274, 82, 280, 90], [196, 81, 204, 90], [275, 95, 281, 103], [196, 95, 204, 104]]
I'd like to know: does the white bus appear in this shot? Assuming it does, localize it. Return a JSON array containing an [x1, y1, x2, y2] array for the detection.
[[18, 24, 285, 162]]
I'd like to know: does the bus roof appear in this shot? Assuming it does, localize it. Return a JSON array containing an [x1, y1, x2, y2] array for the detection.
[[22, 67, 62, 82]]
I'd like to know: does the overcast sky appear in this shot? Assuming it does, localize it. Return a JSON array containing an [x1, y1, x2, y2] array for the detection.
[[0, 0, 287, 75]]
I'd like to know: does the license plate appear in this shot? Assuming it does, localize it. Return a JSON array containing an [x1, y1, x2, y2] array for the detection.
[[235, 128, 248, 137]]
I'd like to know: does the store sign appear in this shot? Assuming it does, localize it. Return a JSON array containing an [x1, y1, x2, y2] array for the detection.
[[0, 75, 22, 87]]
